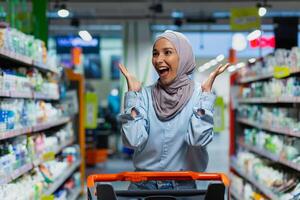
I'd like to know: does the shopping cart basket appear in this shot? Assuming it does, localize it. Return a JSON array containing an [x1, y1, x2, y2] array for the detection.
[[87, 171, 230, 200]]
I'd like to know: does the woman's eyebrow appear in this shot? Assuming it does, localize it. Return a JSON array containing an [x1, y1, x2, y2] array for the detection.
[[153, 47, 174, 51]]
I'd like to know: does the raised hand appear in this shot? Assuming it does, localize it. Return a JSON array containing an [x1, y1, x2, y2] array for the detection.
[[118, 63, 141, 92], [201, 63, 230, 92]]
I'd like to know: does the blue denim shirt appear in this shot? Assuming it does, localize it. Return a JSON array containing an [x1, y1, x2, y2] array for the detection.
[[119, 82, 216, 172]]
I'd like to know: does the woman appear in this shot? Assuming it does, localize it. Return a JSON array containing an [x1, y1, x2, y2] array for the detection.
[[119, 30, 229, 190]]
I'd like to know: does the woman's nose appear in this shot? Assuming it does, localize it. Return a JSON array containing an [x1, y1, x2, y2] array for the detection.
[[156, 54, 165, 63]]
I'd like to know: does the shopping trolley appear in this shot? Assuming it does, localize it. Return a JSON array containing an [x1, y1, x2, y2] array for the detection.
[[87, 171, 230, 200]]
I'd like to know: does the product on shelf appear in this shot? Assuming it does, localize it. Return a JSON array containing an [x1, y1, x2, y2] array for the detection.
[[53, 172, 81, 200], [0, 25, 59, 72], [240, 76, 300, 99], [0, 67, 60, 99], [230, 172, 267, 200], [242, 127, 300, 164], [0, 122, 75, 183], [234, 151, 300, 199], [238, 47, 300, 81], [0, 138, 80, 200], [237, 105, 300, 132], [0, 99, 65, 133]]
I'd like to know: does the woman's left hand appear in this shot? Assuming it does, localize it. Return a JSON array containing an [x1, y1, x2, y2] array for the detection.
[[201, 63, 230, 92]]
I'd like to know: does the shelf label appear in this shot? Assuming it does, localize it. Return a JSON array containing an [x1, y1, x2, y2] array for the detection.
[[274, 66, 290, 79], [43, 151, 55, 161], [41, 195, 54, 200]]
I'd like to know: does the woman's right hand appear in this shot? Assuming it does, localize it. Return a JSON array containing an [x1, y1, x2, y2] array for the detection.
[[118, 63, 141, 92]]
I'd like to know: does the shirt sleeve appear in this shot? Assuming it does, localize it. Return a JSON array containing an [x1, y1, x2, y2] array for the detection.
[[118, 90, 149, 150], [185, 91, 216, 147]]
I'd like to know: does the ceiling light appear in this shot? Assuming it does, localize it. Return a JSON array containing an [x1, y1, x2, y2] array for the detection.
[[232, 33, 247, 51], [78, 30, 93, 42], [258, 7, 267, 17], [203, 63, 211, 69], [172, 10, 184, 19], [209, 59, 218, 66], [249, 58, 256, 63], [216, 54, 225, 62], [247, 30, 262, 41], [227, 65, 236, 72], [58, 5, 69, 18], [198, 63, 211, 72]]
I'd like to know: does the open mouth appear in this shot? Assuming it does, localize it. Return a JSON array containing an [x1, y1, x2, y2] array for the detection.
[[157, 66, 170, 77]]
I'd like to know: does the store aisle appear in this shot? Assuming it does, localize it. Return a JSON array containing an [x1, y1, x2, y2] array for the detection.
[[206, 132, 229, 175]]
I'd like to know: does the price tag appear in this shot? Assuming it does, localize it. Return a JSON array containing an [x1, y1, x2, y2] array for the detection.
[[274, 66, 290, 79], [43, 151, 55, 161], [41, 195, 54, 200]]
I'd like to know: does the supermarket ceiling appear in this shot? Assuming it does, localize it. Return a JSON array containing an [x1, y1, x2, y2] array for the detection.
[[46, 0, 300, 19], [3, 0, 300, 34]]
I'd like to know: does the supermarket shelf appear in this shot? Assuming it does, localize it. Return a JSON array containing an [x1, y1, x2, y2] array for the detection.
[[10, 91, 33, 99], [238, 73, 273, 84], [0, 127, 32, 140], [69, 187, 82, 200], [0, 90, 10, 97], [238, 96, 300, 104], [0, 48, 59, 74], [0, 163, 33, 185], [0, 90, 59, 100], [0, 140, 76, 186], [34, 138, 75, 166], [43, 159, 81, 196], [237, 118, 300, 138], [238, 67, 300, 84], [33, 92, 59, 100], [33, 60, 60, 74], [230, 158, 280, 200], [239, 141, 300, 172], [0, 48, 32, 65], [0, 116, 71, 141], [33, 117, 70, 132]]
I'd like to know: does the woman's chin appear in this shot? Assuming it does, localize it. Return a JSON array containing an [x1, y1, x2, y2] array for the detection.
[[159, 78, 174, 87]]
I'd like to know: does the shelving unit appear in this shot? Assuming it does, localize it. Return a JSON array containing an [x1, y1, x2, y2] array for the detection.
[[43, 159, 81, 196], [65, 68, 86, 190], [0, 48, 59, 74], [239, 141, 300, 172], [1, 137, 75, 186], [0, 116, 71, 140], [238, 67, 300, 84], [0, 90, 59, 100], [237, 118, 300, 138], [0, 46, 84, 199], [0, 163, 33, 185], [238, 96, 300, 104], [230, 158, 280, 200], [230, 63, 300, 199]]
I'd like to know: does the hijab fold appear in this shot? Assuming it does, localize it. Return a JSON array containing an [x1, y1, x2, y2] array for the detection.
[[152, 30, 196, 121]]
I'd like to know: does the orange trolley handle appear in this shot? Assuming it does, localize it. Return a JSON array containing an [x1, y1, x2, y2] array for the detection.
[[87, 171, 230, 188]]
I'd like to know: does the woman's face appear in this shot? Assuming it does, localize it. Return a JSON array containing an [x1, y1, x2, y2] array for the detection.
[[152, 38, 179, 86]]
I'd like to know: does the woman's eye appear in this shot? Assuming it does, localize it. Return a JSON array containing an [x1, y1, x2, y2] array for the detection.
[[153, 52, 158, 56], [165, 51, 172, 55]]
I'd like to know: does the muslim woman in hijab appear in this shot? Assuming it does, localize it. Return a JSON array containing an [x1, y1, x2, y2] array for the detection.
[[118, 30, 229, 190]]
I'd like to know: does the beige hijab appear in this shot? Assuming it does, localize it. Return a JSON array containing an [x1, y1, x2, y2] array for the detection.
[[152, 30, 196, 121]]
